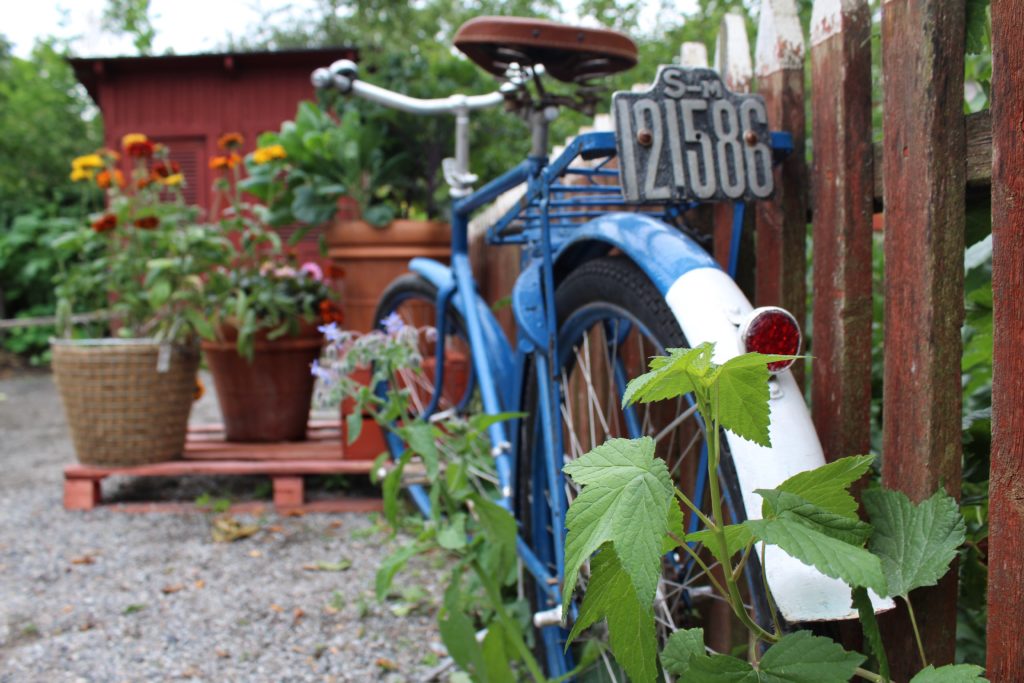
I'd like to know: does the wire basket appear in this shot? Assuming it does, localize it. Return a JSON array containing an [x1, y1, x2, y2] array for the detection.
[[51, 339, 200, 466]]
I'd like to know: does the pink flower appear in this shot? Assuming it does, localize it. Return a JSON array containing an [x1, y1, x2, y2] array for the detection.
[[300, 262, 324, 281]]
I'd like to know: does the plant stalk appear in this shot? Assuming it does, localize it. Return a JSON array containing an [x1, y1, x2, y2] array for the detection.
[[471, 559, 547, 682], [854, 667, 885, 683], [902, 594, 929, 670]]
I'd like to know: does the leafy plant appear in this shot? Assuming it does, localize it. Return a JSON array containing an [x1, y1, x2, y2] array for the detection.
[[560, 343, 985, 682], [52, 135, 230, 343], [200, 132, 341, 359], [243, 101, 409, 228]]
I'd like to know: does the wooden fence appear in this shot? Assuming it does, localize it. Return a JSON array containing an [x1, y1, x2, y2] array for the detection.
[[470, 0, 1019, 677]]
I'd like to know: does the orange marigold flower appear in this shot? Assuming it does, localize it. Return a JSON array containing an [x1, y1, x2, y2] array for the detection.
[[71, 153, 104, 170], [126, 139, 156, 158], [96, 169, 126, 189], [133, 216, 160, 230], [137, 175, 155, 189], [209, 155, 230, 170], [91, 214, 118, 233], [319, 299, 345, 325], [217, 132, 244, 150]]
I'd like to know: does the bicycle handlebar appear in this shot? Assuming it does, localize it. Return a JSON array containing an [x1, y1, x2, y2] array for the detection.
[[312, 59, 507, 116]]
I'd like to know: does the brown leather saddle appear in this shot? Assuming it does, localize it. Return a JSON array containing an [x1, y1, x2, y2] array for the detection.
[[453, 16, 637, 83]]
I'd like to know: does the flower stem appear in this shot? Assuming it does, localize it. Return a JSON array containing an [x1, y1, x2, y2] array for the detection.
[[903, 594, 929, 670], [854, 667, 885, 683]]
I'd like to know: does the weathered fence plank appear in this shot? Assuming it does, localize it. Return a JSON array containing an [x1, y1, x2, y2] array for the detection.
[[809, 0, 873, 465], [878, 0, 965, 674], [987, 1, 1024, 678], [753, 0, 807, 328], [712, 14, 753, 272]]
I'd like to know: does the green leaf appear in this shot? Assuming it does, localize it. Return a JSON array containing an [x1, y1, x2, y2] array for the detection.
[[686, 653, 759, 682], [562, 437, 674, 614], [757, 630, 864, 683], [863, 488, 966, 599], [382, 449, 413, 527], [756, 490, 873, 546], [345, 408, 363, 446], [771, 454, 876, 519], [148, 278, 171, 309], [473, 495, 517, 573], [399, 421, 439, 479], [621, 345, 707, 407], [909, 664, 988, 682], [375, 542, 420, 600], [567, 546, 658, 683], [437, 512, 467, 550], [744, 515, 887, 595], [439, 605, 485, 676], [660, 627, 704, 676], [712, 352, 797, 447], [481, 621, 516, 683], [852, 586, 890, 681], [685, 523, 753, 568]]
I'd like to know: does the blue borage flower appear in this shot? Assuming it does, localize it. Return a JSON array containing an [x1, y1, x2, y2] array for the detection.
[[381, 312, 405, 336], [318, 321, 344, 343]]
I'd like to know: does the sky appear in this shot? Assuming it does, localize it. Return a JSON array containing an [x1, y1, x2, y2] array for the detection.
[[2, 0, 323, 58]]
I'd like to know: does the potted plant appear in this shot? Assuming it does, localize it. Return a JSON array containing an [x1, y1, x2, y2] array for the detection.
[[52, 135, 230, 466], [243, 101, 451, 333], [199, 133, 343, 443]]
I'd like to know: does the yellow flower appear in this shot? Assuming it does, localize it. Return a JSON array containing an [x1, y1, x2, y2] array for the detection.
[[121, 133, 149, 150], [161, 173, 184, 186], [71, 153, 104, 170], [252, 144, 287, 165], [70, 167, 95, 182]]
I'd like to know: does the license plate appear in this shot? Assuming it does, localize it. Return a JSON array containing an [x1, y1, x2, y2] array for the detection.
[[613, 66, 775, 203]]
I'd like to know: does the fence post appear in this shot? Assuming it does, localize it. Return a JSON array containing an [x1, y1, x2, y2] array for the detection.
[[679, 42, 708, 68], [879, 0, 965, 675], [987, 2, 1024, 679], [808, 0, 873, 464], [753, 0, 807, 333], [712, 14, 753, 273]]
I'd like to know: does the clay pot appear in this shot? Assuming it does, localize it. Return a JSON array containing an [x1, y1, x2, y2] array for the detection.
[[201, 323, 323, 442], [326, 219, 450, 332]]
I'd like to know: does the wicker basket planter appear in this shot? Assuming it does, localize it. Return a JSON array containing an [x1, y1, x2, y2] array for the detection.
[[51, 339, 200, 466]]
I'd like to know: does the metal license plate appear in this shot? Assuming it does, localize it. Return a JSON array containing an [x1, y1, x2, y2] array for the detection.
[[613, 66, 775, 203]]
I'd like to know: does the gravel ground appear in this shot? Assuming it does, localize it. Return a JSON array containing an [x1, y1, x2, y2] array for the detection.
[[0, 370, 447, 683]]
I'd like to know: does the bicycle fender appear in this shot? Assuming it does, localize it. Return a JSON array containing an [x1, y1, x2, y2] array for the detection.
[[665, 267, 893, 622], [408, 257, 515, 406], [553, 217, 892, 621]]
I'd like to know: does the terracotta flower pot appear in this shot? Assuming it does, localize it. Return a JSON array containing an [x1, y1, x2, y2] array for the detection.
[[326, 218, 451, 333], [201, 323, 323, 442]]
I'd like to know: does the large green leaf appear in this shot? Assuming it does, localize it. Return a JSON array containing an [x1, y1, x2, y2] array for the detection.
[[660, 627, 704, 677], [757, 630, 864, 683], [480, 621, 516, 683], [562, 437, 674, 612], [472, 494, 517, 574], [745, 515, 887, 595], [757, 490, 873, 546], [685, 653, 759, 682], [711, 352, 797, 447], [567, 546, 658, 683], [770, 454, 876, 519], [863, 488, 965, 598], [399, 421, 439, 479], [909, 664, 988, 682]]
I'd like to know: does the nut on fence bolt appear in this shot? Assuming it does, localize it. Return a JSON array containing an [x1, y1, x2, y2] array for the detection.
[[743, 130, 759, 146], [637, 129, 653, 146]]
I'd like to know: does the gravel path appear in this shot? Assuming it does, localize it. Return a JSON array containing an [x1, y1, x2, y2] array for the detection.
[[0, 370, 447, 683]]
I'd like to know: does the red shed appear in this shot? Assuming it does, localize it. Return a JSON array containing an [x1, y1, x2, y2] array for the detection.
[[69, 48, 357, 213]]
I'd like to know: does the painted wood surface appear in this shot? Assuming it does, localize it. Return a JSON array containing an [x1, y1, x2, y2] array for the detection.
[[809, 0, 874, 464], [987, 1, 1024, 678], [878, 0, 966, 674], [753, 0, 808, 341]]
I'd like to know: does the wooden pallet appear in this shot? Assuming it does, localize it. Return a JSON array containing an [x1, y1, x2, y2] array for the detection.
[[63, 421, 382, 513]]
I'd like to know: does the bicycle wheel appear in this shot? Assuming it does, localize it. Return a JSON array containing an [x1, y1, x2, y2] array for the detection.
[[372, 274, 474, 512], [518, 256, 769, 678]]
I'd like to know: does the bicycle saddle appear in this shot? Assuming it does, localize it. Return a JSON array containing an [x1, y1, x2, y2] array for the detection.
[[453, 16, 637, 83]]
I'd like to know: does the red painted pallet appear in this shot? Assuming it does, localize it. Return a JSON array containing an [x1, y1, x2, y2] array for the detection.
[[63, 421, 383, 514]]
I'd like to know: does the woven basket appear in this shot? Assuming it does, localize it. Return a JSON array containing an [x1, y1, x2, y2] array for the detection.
[[51, 339, 200, 466]]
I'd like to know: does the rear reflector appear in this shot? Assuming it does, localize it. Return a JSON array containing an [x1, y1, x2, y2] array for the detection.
[[738, 307, 801, 373]]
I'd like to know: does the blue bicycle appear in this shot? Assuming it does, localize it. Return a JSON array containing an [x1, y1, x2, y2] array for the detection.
[[314, 15, 840, 678]]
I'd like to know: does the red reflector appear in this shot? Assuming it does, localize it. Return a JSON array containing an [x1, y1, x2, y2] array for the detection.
[[739, 307, 801, 373]]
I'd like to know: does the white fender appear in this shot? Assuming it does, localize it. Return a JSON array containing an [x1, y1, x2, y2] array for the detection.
[[664, 267, 892, 622]]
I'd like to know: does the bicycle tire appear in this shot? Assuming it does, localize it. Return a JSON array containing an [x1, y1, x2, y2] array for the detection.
[[517, 256, 770, 678]]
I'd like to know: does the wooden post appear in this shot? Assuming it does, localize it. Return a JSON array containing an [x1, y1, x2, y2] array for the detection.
[[987, 2, 1024, 679], [712, 14, 754, 272], [808, 0, 874, 463], [753, 0, 807, 328], [879, 0, 965, 675], [679, 42, 708, 68]]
